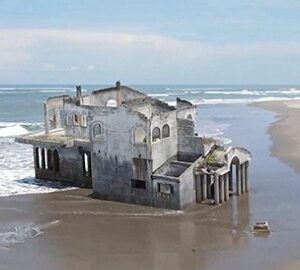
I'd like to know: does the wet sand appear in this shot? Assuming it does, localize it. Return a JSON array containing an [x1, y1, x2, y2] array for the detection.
[[0, 189, 253, 270], [252, 100, 300, 173], [2, 103, 300, 270]]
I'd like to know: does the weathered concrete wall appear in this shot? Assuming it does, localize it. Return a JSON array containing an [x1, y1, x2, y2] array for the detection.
[[178, 162, 197, 208], [151, 177, 180, 209], [151, 110, 178, 171], [176, 106, 197, 122], [44, 95, 71, 133], [63, 104, 92, 139], [177, 118, 203, 159], [33, 141, 92, 187], [82, 86, 145, 107], [91, 106, 153, 205]]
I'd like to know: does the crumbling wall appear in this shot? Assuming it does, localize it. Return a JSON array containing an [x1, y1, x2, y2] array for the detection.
[[44, 95, 71, 133], [177, 118, 203, 159], [82, 86, 145, 107], [91, 106, 152, 205]]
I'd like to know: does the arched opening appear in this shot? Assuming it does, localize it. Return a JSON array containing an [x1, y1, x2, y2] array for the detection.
[[152, 127, 161, 142], [47, 149, 53, 170], [162, 124, 170, 138], [229, 156, 240, 195], [187, 114, 193, 120], [134, 127, 147, 144], [106, 99, 117, 107], [93, 123, 102, 138], [73, 113, 79, 125], [81, 114, 87, 127], [35, 147, 40, 169], [53, 150, 59, 172]]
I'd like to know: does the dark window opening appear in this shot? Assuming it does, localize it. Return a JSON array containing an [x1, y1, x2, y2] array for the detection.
[[152, 127, 161, 142], [93, 123, 102, 137], [131, 179, 146, 190], [53, 150, 60, 172], [162, 124, 170, 138], [73, 113, 79, 125], [35, 147, 40, 169], [47, 149, 53, 170], [157, 183, 173, 194]]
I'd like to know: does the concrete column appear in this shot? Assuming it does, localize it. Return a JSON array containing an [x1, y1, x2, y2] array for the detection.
[[219, 175, 225, 203], [214, 175, 220, 205], [224, 173, 230, 201], [229, 165, 233, 192], [196, 175, 202, 203], [245, 161, 249, 192], [236, 164, 241, 195], [202, 174, 207, 201], [241, 163, 246, 194]]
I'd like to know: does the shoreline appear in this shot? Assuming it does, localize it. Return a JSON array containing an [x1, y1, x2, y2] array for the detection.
[[251, 100, 300, 174]]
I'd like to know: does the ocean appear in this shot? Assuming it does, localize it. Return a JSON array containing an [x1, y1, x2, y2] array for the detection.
[[0, 84, 300, 197]]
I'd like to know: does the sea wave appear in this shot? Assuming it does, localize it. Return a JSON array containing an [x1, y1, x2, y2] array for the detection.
[[183, 96, 300, 105], [0, 122, 43, 137], [205, 89, 263, 96], [148, 93, 169, 97]]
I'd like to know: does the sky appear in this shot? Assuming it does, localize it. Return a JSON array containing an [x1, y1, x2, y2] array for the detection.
[[0, 0, 300, 84]]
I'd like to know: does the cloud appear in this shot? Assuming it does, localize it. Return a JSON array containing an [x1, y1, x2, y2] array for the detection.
[[43, 63, 56, 70], [69, 66, 79, 71], [87, 65, 95, 71], [1, 28, 300, 70]]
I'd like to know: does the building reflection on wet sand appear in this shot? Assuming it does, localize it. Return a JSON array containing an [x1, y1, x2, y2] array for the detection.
[[0, 189, 251, 270]]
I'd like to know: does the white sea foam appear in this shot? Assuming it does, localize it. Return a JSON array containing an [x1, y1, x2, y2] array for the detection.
[[39, 90, 68, 93], [148, 93, 169, 97], [0, 125, 29, 137], [187, 96, 300, 105], [0, 137, 75, 197], [205, 89, 263, 96]]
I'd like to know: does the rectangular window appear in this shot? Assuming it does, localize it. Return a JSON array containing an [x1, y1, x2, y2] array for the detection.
[[131, 179, 146, 190], [157, 183, 173, 194]]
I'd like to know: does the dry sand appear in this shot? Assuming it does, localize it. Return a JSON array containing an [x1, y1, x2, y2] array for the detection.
[[252, 100, 300, 173]]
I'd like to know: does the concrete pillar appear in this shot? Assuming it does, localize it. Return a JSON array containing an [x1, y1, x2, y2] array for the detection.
[[236, 164, 241, 195], [224, 173, 230, 201], [229, 165, 233, 192], [241, 163, 246, 194], [202, 174, 207, 201], [245, 161, 249, 192], [219, 175, 225, 203], [196, 175, 202, 203], [214, 175, 220, 205]]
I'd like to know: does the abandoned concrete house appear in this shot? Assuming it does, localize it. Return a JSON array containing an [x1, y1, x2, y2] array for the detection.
[[16, 82, 251, 209]]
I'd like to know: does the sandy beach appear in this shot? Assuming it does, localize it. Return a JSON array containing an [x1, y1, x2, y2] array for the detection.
[[253, 100, 300, 173], [1, 102, 300, 270]]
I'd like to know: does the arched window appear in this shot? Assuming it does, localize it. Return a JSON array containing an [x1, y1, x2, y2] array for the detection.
[[53, 150, 59, 172], [152, 127, 161, 142], [81, 114, 87, 127], [134, 128, 147, 144], [106, 99, 117, 107], [93, 123, 102, 138], [73, 113, 79, 125], [162, 124, 170, 138], [187, 114, 193, 121]]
